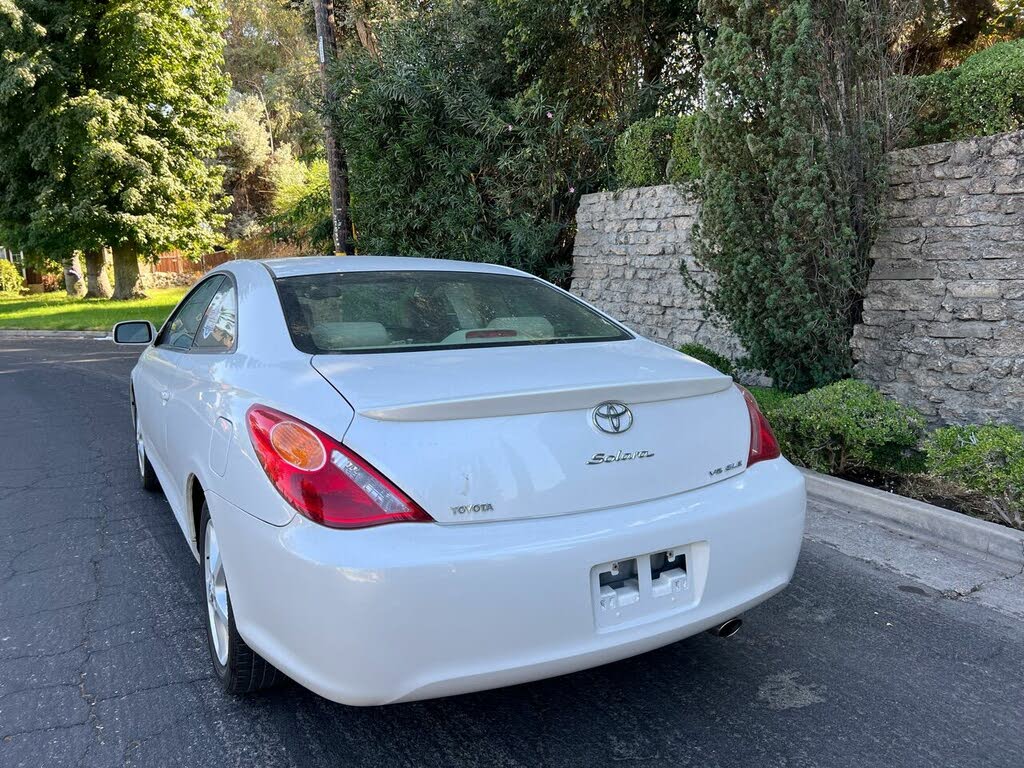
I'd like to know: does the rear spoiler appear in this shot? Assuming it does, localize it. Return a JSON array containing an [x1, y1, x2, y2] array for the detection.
[[359, 376, 733, 422]]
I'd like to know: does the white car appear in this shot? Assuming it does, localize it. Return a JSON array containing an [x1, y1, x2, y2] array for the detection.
[[113, 256, 805, 705]]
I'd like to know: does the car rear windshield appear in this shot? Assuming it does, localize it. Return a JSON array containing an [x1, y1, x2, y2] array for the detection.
[[275, 270, 631, 354]]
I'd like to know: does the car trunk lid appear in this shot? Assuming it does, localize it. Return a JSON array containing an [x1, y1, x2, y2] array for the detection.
[[312, 340, 751, 523]]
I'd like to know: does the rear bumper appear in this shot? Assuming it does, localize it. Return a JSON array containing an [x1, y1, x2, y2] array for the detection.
[[208, 459, 805, 705]]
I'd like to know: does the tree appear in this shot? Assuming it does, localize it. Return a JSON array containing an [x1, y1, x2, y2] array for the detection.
[[310, 0, 354, 254], [63, 253, 86, 297], [223, 0, 321, 155], [902, 0, 1024, 73], [0, 2, 59, 273], [0, 1, 229, 300], [693, 0, 912, 391], [220, 93, 307, 244], [331, 1, 597, 282], [497, 0, 706, 121], [269, 157, 333, 251]]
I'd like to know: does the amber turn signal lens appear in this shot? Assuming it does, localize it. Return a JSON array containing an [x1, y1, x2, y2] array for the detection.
[[269, 420, 327, 471]]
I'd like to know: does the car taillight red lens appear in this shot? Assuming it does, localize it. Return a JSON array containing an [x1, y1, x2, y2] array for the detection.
[[246, 406, 433, 529], [740, 387, 781, 468]]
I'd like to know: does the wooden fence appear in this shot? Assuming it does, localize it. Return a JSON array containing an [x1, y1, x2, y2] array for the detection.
[[154, 251, 233, 274]]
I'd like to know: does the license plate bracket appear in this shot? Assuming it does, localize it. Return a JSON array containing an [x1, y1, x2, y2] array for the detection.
[[591, 544, 703, 630]]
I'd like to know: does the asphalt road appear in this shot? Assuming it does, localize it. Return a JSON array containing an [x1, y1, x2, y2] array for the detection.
[[1, 337, 1022, 768]]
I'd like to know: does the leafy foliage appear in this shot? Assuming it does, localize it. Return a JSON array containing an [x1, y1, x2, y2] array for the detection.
[[270, 158, 333, 253], [747, 386, 793, 418], [221, 94, 306, 242], [908, 40, 1024, 145], [223, 0, 321, 157], [331, 2, 599, 282], [668, 115, 701, 183], [901, 0, 1024, 74], [497, 0, 706, 118], [613, 115, 700, 188], [925, 424, 1024, 529], [771, 380, 926, 476], [614, 117, 676, 188], [0, 0, 56, 255], [0, 260, 22, 294], [693, 0, 906, 392], [326, 0, 711, 279], [0, 0, 230, 265], [677, 342, 736, 378]]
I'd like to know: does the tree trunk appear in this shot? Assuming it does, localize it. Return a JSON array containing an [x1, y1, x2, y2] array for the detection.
[[111, 245, 147, 300], [83, 248, 113, 298], [311, 0, 355, 255], [63, 253, 86, 297]]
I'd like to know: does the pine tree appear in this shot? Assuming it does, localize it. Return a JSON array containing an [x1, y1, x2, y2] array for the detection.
[[693, 0, 906, 391]]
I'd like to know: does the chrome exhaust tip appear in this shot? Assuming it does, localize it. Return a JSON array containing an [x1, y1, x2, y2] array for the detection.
[[710, 617, 743, 638]]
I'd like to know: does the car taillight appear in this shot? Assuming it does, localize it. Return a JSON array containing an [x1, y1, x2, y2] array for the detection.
[[246, 406, 433, 529], [739, 387, 781, 468]]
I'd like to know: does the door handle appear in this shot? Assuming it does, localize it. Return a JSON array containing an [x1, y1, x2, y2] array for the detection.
[[160, 391, 171, 402]]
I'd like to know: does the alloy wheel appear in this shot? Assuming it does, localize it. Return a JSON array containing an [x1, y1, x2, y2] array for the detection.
[[135, 418, 146, 480], [204, 520, 230, 666]]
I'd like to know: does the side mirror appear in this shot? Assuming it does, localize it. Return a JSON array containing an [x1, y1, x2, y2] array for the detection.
[[112, 320, 155, 345]]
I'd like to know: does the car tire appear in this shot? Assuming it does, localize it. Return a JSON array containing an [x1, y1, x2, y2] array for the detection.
[[199, 503, 280, 694], [133, 404, 161, 493]]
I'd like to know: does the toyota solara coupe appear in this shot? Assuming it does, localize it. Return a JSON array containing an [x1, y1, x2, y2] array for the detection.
[[113, 256, 806, 706]]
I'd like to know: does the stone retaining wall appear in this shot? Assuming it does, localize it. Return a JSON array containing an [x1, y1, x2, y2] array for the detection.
[[570, 184, 743, 359], [570, 130, 1024, 426], [851, 131, 1024, 427]]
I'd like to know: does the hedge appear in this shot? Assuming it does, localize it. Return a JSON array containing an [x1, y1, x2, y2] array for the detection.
[[677, 342, 736, 379], [770, 380, 926, 476], [925, 425, 1024, 529], [613, 114, 700, 188], [909, 40, 1024, 145]]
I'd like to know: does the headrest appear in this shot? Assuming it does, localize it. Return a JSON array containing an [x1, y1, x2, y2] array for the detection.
[[311, 321, 390, 350], [486, 316, 554, 339]]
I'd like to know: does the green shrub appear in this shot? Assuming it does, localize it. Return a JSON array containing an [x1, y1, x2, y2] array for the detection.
[[747, 386, 792, 418], [0, 259, 22, 294], [678, 342, 736, 378], [668, 115, 700, 183], [613, 114, 700, 188], [771, 380, 926, 475], [909, 40, 1024, 145], [925, 425, 1024, 529], [614, 116, 676, 188]]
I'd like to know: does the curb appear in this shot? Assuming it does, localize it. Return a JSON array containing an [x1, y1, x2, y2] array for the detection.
[[802, 468, 1024, 569], [0, 329, 109, 340]]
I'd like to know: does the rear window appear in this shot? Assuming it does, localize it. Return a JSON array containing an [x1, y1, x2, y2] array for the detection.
[[275, 270, 631, 354]]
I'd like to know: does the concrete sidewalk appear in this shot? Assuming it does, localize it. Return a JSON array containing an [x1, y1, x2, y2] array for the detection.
[[0, 328, 109, 339]]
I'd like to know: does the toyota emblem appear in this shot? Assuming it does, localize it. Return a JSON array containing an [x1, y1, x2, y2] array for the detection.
[[593, 402, 633, 434]]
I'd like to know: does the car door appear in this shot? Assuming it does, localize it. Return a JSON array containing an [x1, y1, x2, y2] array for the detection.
[[147, 276, 225, 520], [162, 277, 239, 522]]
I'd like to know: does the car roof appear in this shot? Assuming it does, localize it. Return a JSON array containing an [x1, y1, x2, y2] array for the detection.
[[259, 255, 530, 279]]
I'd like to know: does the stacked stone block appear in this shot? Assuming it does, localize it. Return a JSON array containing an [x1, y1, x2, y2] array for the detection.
[[569, 184, 744, 360], [851, 130, 1024, 427], [570, 131, 1023, 427]]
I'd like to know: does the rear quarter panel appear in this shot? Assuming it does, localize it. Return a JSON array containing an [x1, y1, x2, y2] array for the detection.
[[162, 261, 357, 540]]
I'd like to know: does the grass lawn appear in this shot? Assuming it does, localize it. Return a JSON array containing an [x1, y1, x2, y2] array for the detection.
[[0, 288, 187, 331]]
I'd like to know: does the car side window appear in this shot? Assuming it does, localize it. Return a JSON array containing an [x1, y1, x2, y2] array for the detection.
[[192, 279, 237, 352], [156, 276, 225, 350]]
